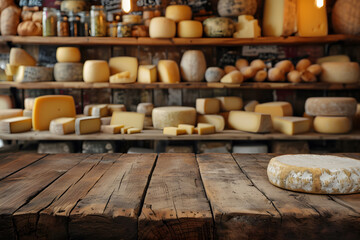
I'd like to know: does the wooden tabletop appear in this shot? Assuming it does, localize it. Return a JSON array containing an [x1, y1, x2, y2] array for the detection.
[[0, 153, 359, 240]]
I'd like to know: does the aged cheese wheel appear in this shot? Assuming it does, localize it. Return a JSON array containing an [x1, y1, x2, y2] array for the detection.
[[152, 106, 196, 129], [320, 62, 360, 84], [267, 154, 360, 194], [305, 97, 357, 116], [83, 60, 109, 83], [332, 0, 360, 35], [205, 67, 225, 82], [149, 17, 176, 38], [54, 63, 83, 82], [203, 17, 235, 37], [14, 66, 54, 82], [177, 20, 203, 38], [218, 0, 257, 17], [313, 116, 352, 134], [56, 47, 81, 63], [165, 5, 192, 22], [180, 50, 206, 82]]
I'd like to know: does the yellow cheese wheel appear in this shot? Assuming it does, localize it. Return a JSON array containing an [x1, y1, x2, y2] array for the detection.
[[177, 20, 203, 38], [320, 62, 360, 84], [165, 5, 192, 22], [149, 17, 176, 38], [83, 60, 110, 83], [56, 47, 81, 63], [313, 116, 352, 134]]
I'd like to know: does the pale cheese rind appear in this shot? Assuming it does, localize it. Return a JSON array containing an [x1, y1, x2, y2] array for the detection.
[[152, 106, 196, 129], [0, 116, 32, 133], [267, 154, 360, 194], [305, 97, 357, 116], [75, 116, 101, 135], [228, 111, 272, 133], [49, 117, 75, 135], [197, 115, 225, 132]]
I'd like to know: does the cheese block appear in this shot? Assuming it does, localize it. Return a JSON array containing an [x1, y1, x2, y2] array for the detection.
[[180, 50, 207, 82], [121, 126, 132, 134], [49, 117, 75, 135], [163, 127, 187, 136], [107, 104, 126, 114], [137, 103, 154, 116], [197, 115, 225, 132], [109, 72, 132, 83], [83, 60, 110, 83], [273, 116, 311, 135], [205, 67, 225, 82], [54, 63, 83, 82], [203, 17, 235, 37], [267, 154, 360, 194], [91, 104, 109, 117], [177, 20, 203, 38], [152, 106, 196, 129], [263, 0, 297, 37], [220, 71, 244, 84], [75, 116, 101, 135], [149, 17, 176, 38], [24, 98, 35, 110], [100, 117, 112, 125], [111, 112, 145, 130], [313, 116, 352, 134], [56, 47, 81, 63], [305, 97, 357, 116], [244, 100, 259, 112], [14, 66, 54, 82], [320, 62, 360, 84], [228, 111, 272, 133], [32, 95, 76, 131], [0, 95, 13, 109], [9, 48, 36, 66], [216, 96, 243, 111], [0, 116, 32, 133], [127, 128, 141, 134], [101, 124, 124, 134], [6, 64, 19, 77], [0, 109, 23, 120], [218, 0, 257, 17], [138, 65, 157, 83], [109, 56, 138, 82], [23, 109, 32, 117], [165, 5, 192, 22], [233, 15, 261, 38], [297, 0, 327, 37], [83, 104, 96, 116], [197, 123, 216, 135], [178, 124, 194, 134], [316, 55, 350, 64], [157, 60, 180, 83], [255, 102, 293, 118], [196, 98, 220, 114]]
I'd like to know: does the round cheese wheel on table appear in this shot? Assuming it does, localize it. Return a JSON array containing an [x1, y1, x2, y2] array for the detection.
[[56, 47, 81, 63], [152, 106, 196, 129], [83, 60, 109, 83], [149, 17, 176, 38], [305, 97, 357, 116], [267, 154, 360, 194], [177, 20, 203, 38], [165, 5, 192, 22]]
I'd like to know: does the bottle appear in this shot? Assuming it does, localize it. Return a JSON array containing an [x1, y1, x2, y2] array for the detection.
[[57, 12, 70, 37], [43, 7, 58, 36], [90, 5, 106, 37]]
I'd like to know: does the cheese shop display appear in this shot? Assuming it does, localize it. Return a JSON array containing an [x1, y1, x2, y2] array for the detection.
[[305, 97, 357, 116], [49, 117, 75, 135], [83, 60, 110, 83], [177, 20, 203, 38], [228, 111, 272, 133], [196, 98, 220, 114], [152, 106, 196, 129], [111, 112, 145, 130], [267, 154, 360, 194], [273, 117, 311, 135], [217, 0, 257, 17], [149, 17, 176, 38], [0, 116, 32, 133], [157, 60, 180, 83], [54, 63, 83, 82], [332, 0, 360, 35], [0, 109, 23, 120], [180, 50, 207, 82], [165, 5, 192, 22], [313, 116, 352, 134], [138, 65, 157, 83], [233, 15, 261, 38], [163, 127, 187, 136], [255, 102, 293, 118], [14, 66, 54, 82], [56, 47, 81, 63], [32, 95, 76, 131], [205, 67, 225, 82], [75, 116, 101, 135], [197, 115, 225, 132], [109, 57, 138, 83], [320, 62, 360, 84], [203, 17, 235, 37]]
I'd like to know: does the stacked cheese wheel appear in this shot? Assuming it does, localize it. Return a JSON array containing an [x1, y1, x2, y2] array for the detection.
[[305, 97, 357, 134], [55, 47, 83, 82]]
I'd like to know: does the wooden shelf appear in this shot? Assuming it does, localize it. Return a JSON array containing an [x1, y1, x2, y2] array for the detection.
[[0, 81, 359, 90], [1, 130, 360, 141], [1, 35, 359, 46]]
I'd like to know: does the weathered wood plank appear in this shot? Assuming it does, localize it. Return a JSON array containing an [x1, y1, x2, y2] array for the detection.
[[233, 153, 360, 239], [13, 153, 107, 239], [196, 153, 279, 240], [0, 154, 88, 240], [69, 154, 157, 240], [35, 154, 117, 239], [138, 153, 213, 240]]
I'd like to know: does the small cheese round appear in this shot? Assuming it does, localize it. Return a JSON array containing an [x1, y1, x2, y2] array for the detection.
[[165, 5, 192, 22], [320, 62, 360, 84], [267, 154, 360, 194], [149, 17, 176, 38], [54, 63, 83, 82], [305, 97, 357, 116], [205, 67, 225, 82], [180, 50, 207, 82], [137, 103, 154, 116], [314, 116, 352, 134], [152, 106, 196, 129], [177, 20, 203, 38], [83, 60, 110, 83], [56, 47, 81, 63]]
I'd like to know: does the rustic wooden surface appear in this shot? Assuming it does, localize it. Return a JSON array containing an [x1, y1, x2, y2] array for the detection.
[[0, 153, 359, 239]]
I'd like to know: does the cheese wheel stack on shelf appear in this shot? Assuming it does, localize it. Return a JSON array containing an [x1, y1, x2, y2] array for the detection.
[[54, 47, 83, 82]]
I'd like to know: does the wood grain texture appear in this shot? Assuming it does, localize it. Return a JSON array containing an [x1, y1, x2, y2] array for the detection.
[[69, 154, 157, 240], [138, 153, 213, 240], [233, 153, 360, 239], [196, 153, 279, 240]]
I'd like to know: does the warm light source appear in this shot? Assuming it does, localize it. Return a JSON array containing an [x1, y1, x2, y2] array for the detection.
[[316, 0, 324, 8], [122, 0, 132, 13]]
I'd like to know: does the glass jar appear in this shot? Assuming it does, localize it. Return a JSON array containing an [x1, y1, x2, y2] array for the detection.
[[78, 11, 90, 36], [108, 22, 117, 37], [90, 5, 106, 37], [42, 7, 58, 36], [57, 13, 69, 37], [117, 23, 131, 37], [69, 12, 81, 37]]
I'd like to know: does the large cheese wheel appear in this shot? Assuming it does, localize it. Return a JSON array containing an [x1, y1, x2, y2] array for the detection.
[[177, 20, 203, 38], [305, 97, 357, 116], [152, 106, 196, 129], [332, 0, 360, 35], [54, 63, 83, 82], [218, 0, 257, 17], [203, 17, 235, 37], [165, 5, 192, 22], [313, 116, 352, 134], [320, 62, 360, 84], [267, 154, 360, 194], [149, 17, 176, 38], [83, 60, 109, 83], [180, 50, 206, 82], [56, 47, 81, 63]]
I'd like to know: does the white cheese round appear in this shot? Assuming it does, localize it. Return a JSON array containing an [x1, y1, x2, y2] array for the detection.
[[305, 97, 357, 116], [83, 60, 109, 83], [152, 106, 196, 129], [180, 50, 207, 82]]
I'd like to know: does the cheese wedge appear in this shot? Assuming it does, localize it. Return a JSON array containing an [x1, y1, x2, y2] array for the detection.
[[273, 117, 311, 135], [138, 65, 157, 83], [0, 116, 32, 133], [49, 117, 75, 135], [197, 123, 216, 135], [255, 102, 293, 118], [216, 96, 243, 111], [197, 115, 225, 132], [75, 117, 101, 135], [196, 98, 220, 114], [127, 128, 141, 134], [178, 124, 194, 134], [101, 124, 124, 134], [228, 111, 272, 133], [163, 127, 187, 136], [111, 112, 145, 130], [109, 56, 138, 82]]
